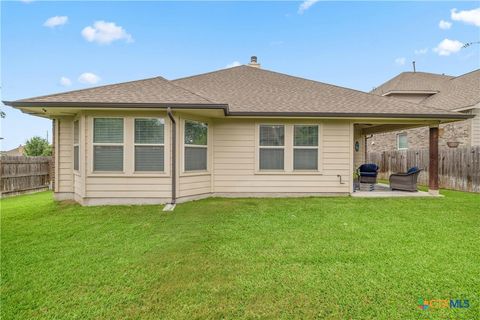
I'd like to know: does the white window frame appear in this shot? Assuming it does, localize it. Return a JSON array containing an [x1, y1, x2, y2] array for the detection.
[[293, 124, 320, 171], [258, 124, 285, 172], [134, 118, 165, 173], [73, 120, 80, 172], [92, 117, 125, 173], [183, 119, 208, 173], [396, 132, 408, 150]]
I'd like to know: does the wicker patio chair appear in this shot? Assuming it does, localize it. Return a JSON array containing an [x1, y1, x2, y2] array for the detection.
[[357, 163, 379, 184], [389, 167, 423, 192]]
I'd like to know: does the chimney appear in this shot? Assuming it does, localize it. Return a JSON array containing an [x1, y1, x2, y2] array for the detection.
[[248, 56, 261, 68]]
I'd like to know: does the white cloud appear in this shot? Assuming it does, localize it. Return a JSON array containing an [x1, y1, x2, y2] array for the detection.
[[298, 0, 320, 14], [44, 16, 68, 28], [78, 72, 100, 84], [20, 0, 34, 3], [60, 76, 72, 86], [414, 48, 428, 55], [395, 57, 406, 65], [433, 38, 464, 56], [451, 8, 480, 27], [225, 61, 241, 68], [439, 20, 452, 30], [81, 21, 133, 45]]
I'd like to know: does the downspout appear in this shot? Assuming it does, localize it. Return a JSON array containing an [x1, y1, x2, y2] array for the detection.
[[167, 107, 176, 204]]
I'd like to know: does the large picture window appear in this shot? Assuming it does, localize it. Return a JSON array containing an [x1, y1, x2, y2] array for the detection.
[[184, 120, 208, 171], [293, 125, 318, 170], [73, 120, 79, 171], [134, 118, 165, 172], [259, 125, 284, 170], [93, 118, 124, 172]]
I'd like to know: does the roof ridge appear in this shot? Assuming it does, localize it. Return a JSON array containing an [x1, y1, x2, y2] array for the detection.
[[173, 65, 246, 82], [16, 76, 166, 102], [447, 68, 480, 81]]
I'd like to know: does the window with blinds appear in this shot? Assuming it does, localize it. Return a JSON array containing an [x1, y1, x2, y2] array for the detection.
[[397, 133, 408, 150], [184, 120, 208, 171], [73, 120, 79, 171], [134, 118, 165, 171], [259, 125, 284, 170], [93, 118, 124, 171], [293, 125, 318, 170]]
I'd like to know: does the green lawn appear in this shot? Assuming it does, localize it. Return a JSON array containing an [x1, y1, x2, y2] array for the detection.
[[1, 191, 479, 319]]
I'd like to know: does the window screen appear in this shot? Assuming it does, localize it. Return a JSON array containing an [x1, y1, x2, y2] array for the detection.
[[93, 118, 124, 172], [93, 146, 123, 171], [184, 120, 208, 171], [397, 133, 408, 150], [73, 120, 79, 171], [294, 125, 319, 170], [134, 119, 165, 172], [259, 125, 285, 170]]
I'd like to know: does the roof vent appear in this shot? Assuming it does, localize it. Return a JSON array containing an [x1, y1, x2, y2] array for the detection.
[[248, 56, 261, 68]]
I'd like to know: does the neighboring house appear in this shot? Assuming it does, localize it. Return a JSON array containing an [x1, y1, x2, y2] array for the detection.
[[4, 57, 472, 205], [369, 70, 480, 152], [1, 145, 25, 156]]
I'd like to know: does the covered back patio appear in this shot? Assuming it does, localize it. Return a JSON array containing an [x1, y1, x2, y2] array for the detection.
[[352, 120, 443, 197]]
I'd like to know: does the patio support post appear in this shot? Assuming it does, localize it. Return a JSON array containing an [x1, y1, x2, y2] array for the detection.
[[428, 126, 439, 195]]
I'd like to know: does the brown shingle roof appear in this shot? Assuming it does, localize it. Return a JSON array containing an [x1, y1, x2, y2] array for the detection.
[[173, 66, 462, 117], [15, 76, 214, 105], [4, 65, 469, 119], [422, 69, 480, 111], [371, 71, 454, 95]]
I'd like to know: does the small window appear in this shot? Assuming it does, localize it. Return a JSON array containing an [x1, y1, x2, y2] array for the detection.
[[134, 119, 165, 172], [259, 125, 284, 170], [397, 133, 408, 150], [73, 120, 79, 171], [294, 125, 318, 170], [184, 120, 208, 171], [93, 118, 124, 171]]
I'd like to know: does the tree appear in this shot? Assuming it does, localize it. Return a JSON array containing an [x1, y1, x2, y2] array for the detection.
[[24, 136, 52, 156]]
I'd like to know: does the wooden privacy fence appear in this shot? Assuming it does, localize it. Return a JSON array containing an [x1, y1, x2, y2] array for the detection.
[[367, 146, 480, 193], [0, 156, 53, 197]]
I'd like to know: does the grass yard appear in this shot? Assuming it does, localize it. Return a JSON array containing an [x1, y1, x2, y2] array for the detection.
[[1, 191, 479, 319]]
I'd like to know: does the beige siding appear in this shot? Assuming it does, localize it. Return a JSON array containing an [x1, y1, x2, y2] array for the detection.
[[471, 108, 480, 146], [353, 126, 365, 169], [212, 119, 351, 194], [57, 117, 74, 193]]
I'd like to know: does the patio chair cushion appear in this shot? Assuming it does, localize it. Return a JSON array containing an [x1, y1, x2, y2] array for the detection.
[[358, 163, 379, 173], [407, 166, 420, 174]]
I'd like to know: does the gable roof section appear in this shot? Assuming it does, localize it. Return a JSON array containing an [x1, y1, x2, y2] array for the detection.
[[4, 66, 469, 119], [11, 76, 216, 106], [371, 71, 454, 95], [422, 69, 480, 111]]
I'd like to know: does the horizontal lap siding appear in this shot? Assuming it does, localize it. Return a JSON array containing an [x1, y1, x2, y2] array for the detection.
[[213, 120, 351, 194], [58, 118, 73, 193], [178, 174, 211, 197]]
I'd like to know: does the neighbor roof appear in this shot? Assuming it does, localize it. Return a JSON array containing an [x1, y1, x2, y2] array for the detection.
[[371, 71, 454, 95], [4, 65, 469, 119], [422, 69, 480, 111]]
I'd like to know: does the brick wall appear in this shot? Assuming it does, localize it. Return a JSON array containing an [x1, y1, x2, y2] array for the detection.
[[368, 119, 472, 153]]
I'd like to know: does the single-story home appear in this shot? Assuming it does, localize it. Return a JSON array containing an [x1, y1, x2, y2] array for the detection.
[[369, 70, 480, 152], [4, 57, 473, 205]]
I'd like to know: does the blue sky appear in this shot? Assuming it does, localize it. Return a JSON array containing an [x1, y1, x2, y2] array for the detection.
[[1, 1, 479, 150]]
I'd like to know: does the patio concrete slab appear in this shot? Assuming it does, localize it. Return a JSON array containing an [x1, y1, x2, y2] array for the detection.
[[351, 183, 443, 198]]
